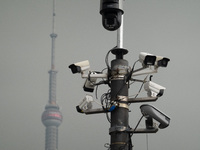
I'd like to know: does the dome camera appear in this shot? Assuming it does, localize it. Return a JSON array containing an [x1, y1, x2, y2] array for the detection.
[[100, 0, 124, 31]]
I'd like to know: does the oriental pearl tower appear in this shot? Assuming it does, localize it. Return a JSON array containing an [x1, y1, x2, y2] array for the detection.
[[41, 0, 63, 150]]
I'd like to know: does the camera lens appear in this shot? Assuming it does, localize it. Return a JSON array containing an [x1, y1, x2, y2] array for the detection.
[[103, 12, 121, 31]]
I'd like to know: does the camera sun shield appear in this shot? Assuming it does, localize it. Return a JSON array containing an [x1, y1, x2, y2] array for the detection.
[[140, 104, 170, 129]]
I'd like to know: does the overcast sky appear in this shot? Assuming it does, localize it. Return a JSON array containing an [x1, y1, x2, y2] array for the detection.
[[0, 0, 200, 150]]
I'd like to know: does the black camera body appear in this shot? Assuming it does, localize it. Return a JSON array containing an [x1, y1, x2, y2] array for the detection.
[[100, 0, 124, 31]]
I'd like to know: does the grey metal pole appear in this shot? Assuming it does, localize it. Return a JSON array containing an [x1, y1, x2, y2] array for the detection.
[[110, 11, 131, 149], [117, 15, 124, 48]]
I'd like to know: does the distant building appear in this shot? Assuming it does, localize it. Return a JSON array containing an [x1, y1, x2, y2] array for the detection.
[[41, 1, 63, 150]]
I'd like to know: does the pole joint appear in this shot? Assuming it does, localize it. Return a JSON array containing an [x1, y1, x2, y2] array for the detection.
[[111, 48, 128, 59], [116, 95, 129, 109], [109, 125, 130, 134]]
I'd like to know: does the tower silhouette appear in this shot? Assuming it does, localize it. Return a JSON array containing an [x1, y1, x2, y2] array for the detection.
[[41, 1, 63, 150]]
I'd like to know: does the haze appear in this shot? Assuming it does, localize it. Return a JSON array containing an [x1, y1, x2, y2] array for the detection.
[[0, 0, 199, 150]]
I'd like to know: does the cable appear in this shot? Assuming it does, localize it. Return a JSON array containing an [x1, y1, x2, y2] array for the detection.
[[94, 68, 110, 100], [120, 116, 144, 149], [118, 115, 144, 150], [101, 90, 111, 123], [101, 67, 108, 72], [104, 143, 110, 150], [125, 59, 139, 82], [134, 75, 148, 98], [115, 77, 127, 99], [105, 50, 111, 70], [146, 134, 149, 150], [105, 47, 117, 70], [130, 59, 139, 73], [112, 59, 140, 108], [132, 115, 144, 136], [127, 115, 144, 150]]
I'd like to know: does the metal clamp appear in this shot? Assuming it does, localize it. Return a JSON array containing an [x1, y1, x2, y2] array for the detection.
[[109, 126, 129, 134], [117, 95, 129, 109]]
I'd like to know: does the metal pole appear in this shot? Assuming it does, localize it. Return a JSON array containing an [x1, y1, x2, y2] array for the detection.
[[117, 15, 124, 48], [110, 60, 130, 150], [110, 11, 131, 149]]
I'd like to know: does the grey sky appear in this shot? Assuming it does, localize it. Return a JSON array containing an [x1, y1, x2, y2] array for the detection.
[[0, 0, 200, 150]]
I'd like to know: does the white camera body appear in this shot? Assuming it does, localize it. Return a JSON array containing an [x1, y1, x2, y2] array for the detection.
[[78, 95, 93, 112], [83, 72, 97, 92], [69, 60, 90, 74], [155, 56, 170, 68], [144, 81, 166, 97], [139, 52, 170, 68], [139, 52, 156, 66]]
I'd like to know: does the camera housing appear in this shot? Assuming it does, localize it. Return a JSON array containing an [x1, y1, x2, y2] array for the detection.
[[139, 52, 170, 68], [100, 0, 124, 31], [155, 56, 170, 67], [69, 60, 90, 74], [140, 104, 170, 129], [83, 72, 97, 92], [76, 95, 93, 113], [139, 52, 157, 66], [144, 81, 166, 97]]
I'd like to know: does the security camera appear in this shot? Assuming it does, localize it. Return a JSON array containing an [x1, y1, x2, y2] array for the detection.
[[100, 0, 124, 31], [139, 52, 156, 66], [140, 104, 170, 129], [69, 60, 90, 74], [83, 72, 97, 92], [155, 56, 170, 67], [144, 81, 166, 97], [76, 95, 93, 113]]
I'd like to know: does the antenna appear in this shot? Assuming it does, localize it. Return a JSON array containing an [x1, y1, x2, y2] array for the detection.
[[50, 0, 57, 70], [52, 0, 56, 34], [42, 1, 62, 150]]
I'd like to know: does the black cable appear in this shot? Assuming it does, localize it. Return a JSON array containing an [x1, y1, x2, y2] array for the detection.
[[94, 69, 110, 100], [104, 143, 110, 150], [101, 90, 111, 123], [119, 115, 144, 150], [105, 50, 112, 70], [110, 60, 140, 106], [130, 115, 144, 138], [134, 75, 148, 98], [131, 59, 139, 73], [125, 59, 139, 83], [111, 59, 140, 104], [129, 133, 133, 150], [95, 82, 112, 123], [134, 82, 144, 98], [101, 67, 108, 73], [115, 77, 127, 99], [105, 47, 117, 70]]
